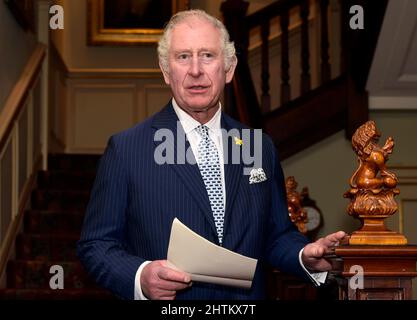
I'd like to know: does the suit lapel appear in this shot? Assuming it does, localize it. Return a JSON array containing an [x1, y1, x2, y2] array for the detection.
[[151, 102, 217, 238], [221, 115, 243, 238]]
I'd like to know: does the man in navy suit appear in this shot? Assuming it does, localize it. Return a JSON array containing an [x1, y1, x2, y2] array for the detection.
[[77, 9, 346, 300]]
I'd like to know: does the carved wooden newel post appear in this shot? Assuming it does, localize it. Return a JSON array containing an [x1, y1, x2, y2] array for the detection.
[[286, 176, 308, 234], [344, 120, 406, 245], [334, 121, 417, 300]]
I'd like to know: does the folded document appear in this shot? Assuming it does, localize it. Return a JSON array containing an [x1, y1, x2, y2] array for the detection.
[[167, 218, 258, 289]]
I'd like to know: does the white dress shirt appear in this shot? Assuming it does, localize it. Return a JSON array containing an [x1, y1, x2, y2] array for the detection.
[[172, 99, 226, 208], [134, 99, 325, 300]]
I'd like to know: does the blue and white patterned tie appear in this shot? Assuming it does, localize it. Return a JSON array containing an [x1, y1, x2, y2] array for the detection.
[[195, 125, 225, 244]]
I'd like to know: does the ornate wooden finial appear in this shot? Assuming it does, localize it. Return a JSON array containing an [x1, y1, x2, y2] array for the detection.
[[286, 176, 308, 234], [344, 120, 407, 245]]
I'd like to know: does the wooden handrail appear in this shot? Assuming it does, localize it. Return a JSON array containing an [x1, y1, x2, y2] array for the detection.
[[0, 44, 46, 151], [0, 43, 46, 282]]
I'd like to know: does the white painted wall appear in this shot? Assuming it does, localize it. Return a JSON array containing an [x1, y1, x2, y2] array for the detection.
[[51, 0, 159, 69]]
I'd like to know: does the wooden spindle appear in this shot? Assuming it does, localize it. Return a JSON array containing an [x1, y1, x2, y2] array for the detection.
[[320, 0, 331, 83], [300, 0, 311, 94], [221, 0, 250, 118], [280, 11, 290, 105], [221, 0, 250, 61], [339, 0, 348, 73], [261, 20, 271, 113]]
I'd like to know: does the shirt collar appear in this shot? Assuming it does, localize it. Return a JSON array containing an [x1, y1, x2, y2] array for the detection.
[[172, 98, 222, 135]]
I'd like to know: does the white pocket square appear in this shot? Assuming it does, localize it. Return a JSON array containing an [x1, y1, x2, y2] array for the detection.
[[249, 168, 267, 184]]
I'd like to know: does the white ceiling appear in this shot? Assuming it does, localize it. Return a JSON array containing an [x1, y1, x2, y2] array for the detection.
[[367, 0, 417, 109]]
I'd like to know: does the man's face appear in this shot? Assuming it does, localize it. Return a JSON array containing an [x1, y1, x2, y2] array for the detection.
[[160, 17, 236, 115]]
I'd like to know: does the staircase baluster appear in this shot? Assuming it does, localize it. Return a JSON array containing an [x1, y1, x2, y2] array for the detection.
[[320, 0, 331, 83], [221, 0, 250, 120], [261, 20, 271, 113], [300, 0, 311, 94], [339, 0, 347, 73], [280, 11, 291, 105]]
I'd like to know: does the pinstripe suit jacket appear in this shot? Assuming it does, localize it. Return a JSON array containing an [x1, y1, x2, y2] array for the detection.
[[77, 101, 310, 300]]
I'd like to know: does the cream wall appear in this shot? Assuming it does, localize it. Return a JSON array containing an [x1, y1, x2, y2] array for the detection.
[[52, 0, 158, 69], [50, 0, 170, 152], [0, 1, 36, 110]]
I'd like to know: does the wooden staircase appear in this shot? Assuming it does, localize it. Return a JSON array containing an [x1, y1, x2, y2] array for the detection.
[[221, 0, 388, 160], [0, 154, 113, 299]]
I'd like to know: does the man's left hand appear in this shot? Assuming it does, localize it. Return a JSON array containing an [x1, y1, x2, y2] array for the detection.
[[301, 231, 348, 271]]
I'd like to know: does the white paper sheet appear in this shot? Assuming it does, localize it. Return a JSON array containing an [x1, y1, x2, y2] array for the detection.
[[167, 218, 258, 289]]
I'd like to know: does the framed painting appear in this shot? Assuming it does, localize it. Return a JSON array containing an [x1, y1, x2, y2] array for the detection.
[[87, 0, 189, 46]]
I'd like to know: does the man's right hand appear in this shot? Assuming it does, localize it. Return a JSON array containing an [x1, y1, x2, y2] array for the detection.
[[141, 260, 192, 300]]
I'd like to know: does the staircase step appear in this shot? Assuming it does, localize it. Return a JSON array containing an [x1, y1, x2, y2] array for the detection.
[[3, 154, 106, 299], [31, 190, 90, 211], [0, 288, 114, 300], [24, 210, 84, 234], [16, 234, 80, 261], [37, 170, 96, 190], [6, 260, 98, 289], [48, 154, 101, 172]]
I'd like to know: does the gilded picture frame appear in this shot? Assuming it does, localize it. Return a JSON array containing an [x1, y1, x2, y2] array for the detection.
[[87, 0, 189, 46]]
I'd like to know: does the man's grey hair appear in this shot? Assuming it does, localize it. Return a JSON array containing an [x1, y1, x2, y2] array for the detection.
[[157, 9, 236, 73]]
